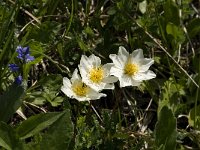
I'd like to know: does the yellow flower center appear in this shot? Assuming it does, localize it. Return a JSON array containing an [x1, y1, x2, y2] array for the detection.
[[72, 83, 88, 97], [89, 67, 104, 83], [124, 62, 139, 76]]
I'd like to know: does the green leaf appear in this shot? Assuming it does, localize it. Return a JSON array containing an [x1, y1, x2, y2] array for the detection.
[[0, 122, 23, 150], [158, 78, 185, 114], [38, 74, 63, 90], [107, 7, 117, 15], [16, 112, 64, 139], [76, 35, 89, 51], [163, 0, 180, 26], [26, 40, 45, 58], [84, 26, 95, 37], [187, 18, 200, 38], [0, 83, 24, 122], [26, 21, 61, 44], [155, 106, 177, 150], [166, 23, 185, 43], [27, 91, 46, 105], [40, 110, 74, 149], [27, 74, 64, 107], [48, 96, 64, 107], [189, 105, 200, 129]]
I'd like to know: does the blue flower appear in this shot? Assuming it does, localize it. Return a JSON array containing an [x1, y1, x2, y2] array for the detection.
[[24, 54, 35, 62], [16, 46, 35, 63], [8, 64, 19, 72], [15, 75, 23, 85]]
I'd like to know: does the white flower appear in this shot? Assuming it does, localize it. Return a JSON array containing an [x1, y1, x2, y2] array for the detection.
[[61, 69, 106, 101], [109, 46, 156, 87], [78, 54, 118, 92]]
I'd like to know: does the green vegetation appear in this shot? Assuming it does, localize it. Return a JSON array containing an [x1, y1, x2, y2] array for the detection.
[[0, 0, 200, 149]]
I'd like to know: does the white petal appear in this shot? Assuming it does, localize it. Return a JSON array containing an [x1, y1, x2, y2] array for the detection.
[[109, 54, 124, 68], [118, 46, 129, 65], [130, 79, 142, 86], [134, 70, 156, 81], [103, 63, 113, 71], [139, 58, 154, 72], [87, 89, 106, 100], [101, 65, 110, 78], [144, 70, 156, 79], [78, 62, 90, 73], [78, 65, 88, 79], [80, 55, 92, 70], [63, 77, 71, 88], [104, 83, 115, 89], [89, 54, 101, 67], [89, 82, 106, 92], [61, 86, 73, 98], [119, 75, 132, 87], [74, 96, 89, 102], [130, 49, 144, 63], [118, 46, 129, 60], [71, 69, 81, 83], [102, 76, 118, 83], [110, 67, 123, 78]]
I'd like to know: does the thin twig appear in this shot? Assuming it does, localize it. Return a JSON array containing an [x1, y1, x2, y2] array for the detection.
[[122, 88, 137, 116], [145, 98, 153, 111], [182, 26, 195, 57], [23, 101, 47, 113], [16, 109, 27, 120], [88, 101, 103, 122], [20, 15, 68, 33], [191, 4, 200, 17]]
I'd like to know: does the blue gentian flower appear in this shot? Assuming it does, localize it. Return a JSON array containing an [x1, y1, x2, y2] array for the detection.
[[15, 75, 23, 85], [24, 54, 35, 62], [16, 46, 35, 63], [16, 46, 29, 60], [8, 64, 19, 72]]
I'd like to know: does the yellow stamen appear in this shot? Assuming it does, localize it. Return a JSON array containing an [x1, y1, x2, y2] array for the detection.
[[72, 83, 88, 96], [89, 67, 104, 83], [124, 62, 138, 76]]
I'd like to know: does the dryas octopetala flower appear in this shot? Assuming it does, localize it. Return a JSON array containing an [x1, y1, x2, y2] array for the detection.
[[78, 54, 118, 92], [109, 46, 156, 87], [61, 69, 106, 101]]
